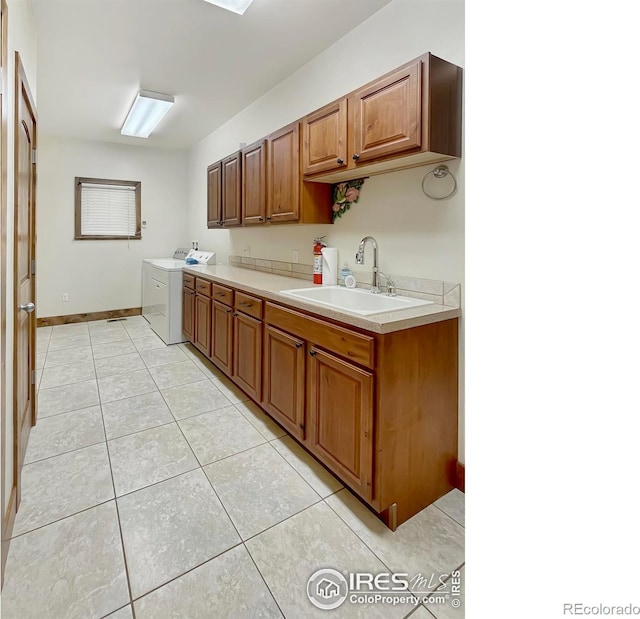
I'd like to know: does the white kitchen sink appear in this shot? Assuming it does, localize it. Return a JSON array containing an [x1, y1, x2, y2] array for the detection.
[[279, 285, 434, 316]]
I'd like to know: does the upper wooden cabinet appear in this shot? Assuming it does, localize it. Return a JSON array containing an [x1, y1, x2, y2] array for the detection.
[[302, 99, 348, 176], [206, 162, 222, 228], [352, 61, 422, 162], [206, 51, 461, 224], [221, 152, 242, 226], [303, 53, 462, 183], [241, 140, 266, 225], [266, 121, 300, 223], [266, 121, 332, 224]]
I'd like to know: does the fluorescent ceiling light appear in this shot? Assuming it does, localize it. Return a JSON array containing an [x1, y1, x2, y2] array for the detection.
[[121, 90, 174, 138], [202, 0, 255, 15]]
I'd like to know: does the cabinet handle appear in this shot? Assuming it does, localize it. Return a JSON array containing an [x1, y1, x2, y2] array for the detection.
[[266, 216, 272, 221], [295, 342, 302, 349], [259, 216, 264, 221], [226, 308, 232, 314], [352, 153, 360, 161], [233, 312, 238, 317], [309, 350, 316, 357], [239, 302, 253, 308], [218, 220, 222, 225], [336, 158, 344, 165]]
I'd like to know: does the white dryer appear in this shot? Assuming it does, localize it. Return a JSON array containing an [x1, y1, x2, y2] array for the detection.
[[142, 248, 215, 344]]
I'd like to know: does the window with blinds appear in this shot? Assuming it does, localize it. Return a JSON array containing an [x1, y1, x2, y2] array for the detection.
[[74, 177, 141, 240]]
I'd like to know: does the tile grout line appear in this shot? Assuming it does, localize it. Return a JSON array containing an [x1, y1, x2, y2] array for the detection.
[[321, 493, 399, 577], [129, 543, 245, 607], [10, 497, 116, 541], [432, 502, 465, 529], [23, 436, 106, 468], [92, 324, 138, 617]]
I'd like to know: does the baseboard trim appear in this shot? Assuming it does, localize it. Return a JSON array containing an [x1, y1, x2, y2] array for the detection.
[[37, 307, 142, 327], [1, 485, 17, 588], [456, 461, 465, 493]]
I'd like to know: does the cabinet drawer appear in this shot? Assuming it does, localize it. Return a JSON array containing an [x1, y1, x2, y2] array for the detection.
[[195, 278, 212, 297], [234, 291, 263, 320], [212, 284, 234, 306], [183, 273, 195, 290], [265, 302, 374, 368]]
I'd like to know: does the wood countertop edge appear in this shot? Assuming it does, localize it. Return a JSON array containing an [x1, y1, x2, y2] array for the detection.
[[183, 265, 461, 334]]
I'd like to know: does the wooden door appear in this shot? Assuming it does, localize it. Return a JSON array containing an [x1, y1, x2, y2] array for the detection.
[[182, 288, 195, 342], [302, 99, 347, 175], [232, 312, 262, 401], [351, 61, 422, 163], [263, 325, 305, 440], [241, 140, 266, 225], [266, 121, 299, 223], [307, 347, 373, 499], [222, 152, 241, 226], [207, 161, 222, 228], [193, 294, 211, 357], [211, 300, 233, 375], [13, 52, 37, 510]]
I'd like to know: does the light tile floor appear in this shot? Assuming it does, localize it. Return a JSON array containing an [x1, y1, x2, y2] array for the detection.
[[2, 317, 465, 619]]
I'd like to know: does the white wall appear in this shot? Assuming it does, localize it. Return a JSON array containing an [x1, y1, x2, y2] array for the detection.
[[3, 0, 37, 515], [185, 0, 466, 460], [36, 135, 188, 317]]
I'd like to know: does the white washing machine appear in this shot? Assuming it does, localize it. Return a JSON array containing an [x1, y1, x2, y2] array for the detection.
[[142, 248, 216, 344]]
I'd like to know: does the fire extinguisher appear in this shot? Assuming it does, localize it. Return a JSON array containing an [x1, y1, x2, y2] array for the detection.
[[313, 236, 326, 285]]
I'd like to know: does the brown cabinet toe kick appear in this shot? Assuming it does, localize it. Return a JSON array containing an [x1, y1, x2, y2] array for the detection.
[[183, 282, 458, 528]]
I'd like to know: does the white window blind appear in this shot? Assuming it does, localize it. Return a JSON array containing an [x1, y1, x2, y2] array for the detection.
[[80, 182, 138, 237]]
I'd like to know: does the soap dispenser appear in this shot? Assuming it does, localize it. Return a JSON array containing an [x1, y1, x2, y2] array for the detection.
[[339, 263, 353, 287]]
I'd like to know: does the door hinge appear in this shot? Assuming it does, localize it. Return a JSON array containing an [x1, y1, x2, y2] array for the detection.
[[31, 370, 36, 385], [31, 149, 37, 164], [31, 259, 36, 275]]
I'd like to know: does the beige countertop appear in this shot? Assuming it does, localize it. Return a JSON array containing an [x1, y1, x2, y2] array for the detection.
[[183, 265, 460, 334]]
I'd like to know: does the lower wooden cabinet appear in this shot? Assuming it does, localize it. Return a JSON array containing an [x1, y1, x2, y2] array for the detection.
[[182, 287, 194, 341], [306, 346, 374, 500], [263, 325, 306, 440], [232, 311, 262, 401], [193, 293, 211, 357], [212, 300, 233, 375], [183, 280, 458, 530]]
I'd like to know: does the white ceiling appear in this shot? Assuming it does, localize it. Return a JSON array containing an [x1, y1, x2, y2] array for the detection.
[[31, 0, 391, 149]]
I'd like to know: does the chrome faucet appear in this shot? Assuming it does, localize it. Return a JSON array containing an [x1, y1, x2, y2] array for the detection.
[[355, 236, 381, 294]]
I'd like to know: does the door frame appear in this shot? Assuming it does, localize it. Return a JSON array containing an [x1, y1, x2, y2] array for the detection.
[[9, 49, 37, 553], [1, 0, 10, 585], [13, 47, 37, 450]]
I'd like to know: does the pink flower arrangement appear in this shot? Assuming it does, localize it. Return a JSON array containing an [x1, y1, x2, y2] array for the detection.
[[331, 178, 365, 222]]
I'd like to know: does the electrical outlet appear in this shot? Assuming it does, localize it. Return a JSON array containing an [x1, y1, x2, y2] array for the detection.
[[62, 292, 69, 302], [292, 249, 299, 263], [243, 247, 251, 257]]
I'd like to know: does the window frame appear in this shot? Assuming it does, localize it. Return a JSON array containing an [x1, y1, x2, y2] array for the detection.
[[74, 176, 142, 240]]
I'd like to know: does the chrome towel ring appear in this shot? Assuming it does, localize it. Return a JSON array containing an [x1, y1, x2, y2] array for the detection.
[[421, 164, 457, 200]]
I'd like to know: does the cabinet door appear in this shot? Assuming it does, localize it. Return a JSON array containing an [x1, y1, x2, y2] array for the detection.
[[307, 347, 374, 499], [351, 61, 422, 163], [233, 312, 262, 401], [212, 300, 233, 375], [302, 99, 348, 175], [207, 161, 222, 228], [241, 140, 266, 225], [263, 325, 305, 440], [194, 294, 212, 357], [266, 121, 299, 223], [222, 152, 242, 226], [182, 288, 195, 342]]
